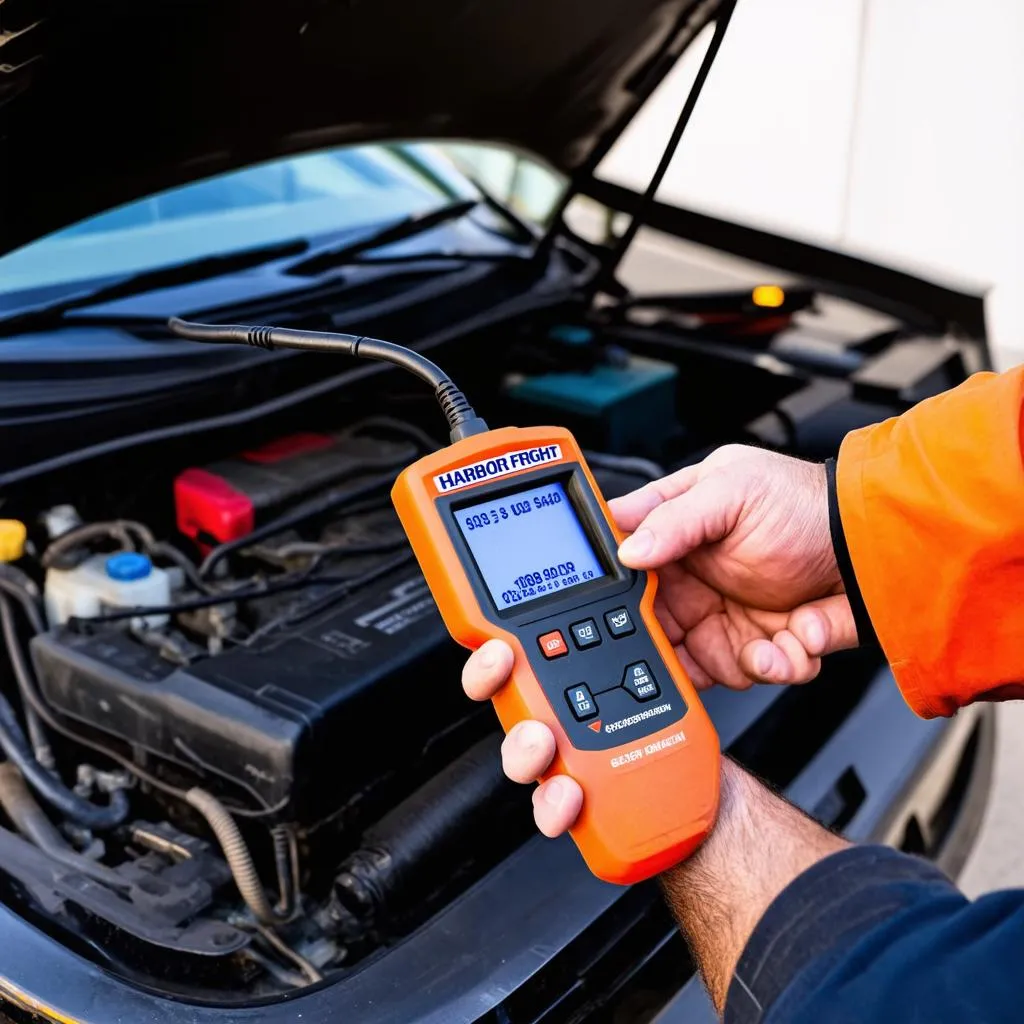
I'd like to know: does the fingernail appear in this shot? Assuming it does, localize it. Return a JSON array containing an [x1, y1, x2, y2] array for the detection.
[[619, 528, 653, 562], [515, 721, 545, 751], [755, 644, 774, 675], [479, 643, 498, 668], [805, 618, 825, 653], [543, 780, 564, 806]]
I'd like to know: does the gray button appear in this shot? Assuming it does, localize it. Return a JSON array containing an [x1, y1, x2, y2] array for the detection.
[[570, 618, 601, 649], [565, 684, 598, 720], [622, 661, 660, 701], [604, 607, 635, 637]]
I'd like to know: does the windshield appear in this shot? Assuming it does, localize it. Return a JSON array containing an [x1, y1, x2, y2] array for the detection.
[[0, 143, 483, 299]]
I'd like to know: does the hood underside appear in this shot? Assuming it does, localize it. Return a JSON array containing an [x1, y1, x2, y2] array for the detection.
[[0, 0, 720, 259]]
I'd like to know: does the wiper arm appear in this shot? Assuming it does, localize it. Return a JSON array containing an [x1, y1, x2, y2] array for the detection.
[[283, 199, 481, 276], [0, 238, 309, 338]]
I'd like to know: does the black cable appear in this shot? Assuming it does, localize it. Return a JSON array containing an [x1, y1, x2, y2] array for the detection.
[[0, 566, 47, 635], [197, 470, 398, 579], [0, 601, 128, 830], [240, 552, 414, 646], [594, 0, 739, 294], [168, 318, 488, 442], [68, 573, 322, 625]]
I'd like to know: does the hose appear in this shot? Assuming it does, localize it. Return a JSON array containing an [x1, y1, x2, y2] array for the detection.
[[41, 520, 155, 570], [0, 597, 129, 829], [0, 567, 54, 766], [0, 762, 130, 890], [333, 734, 516, 922], [185, 787, 288, 925], [254, 923, 323, 985]]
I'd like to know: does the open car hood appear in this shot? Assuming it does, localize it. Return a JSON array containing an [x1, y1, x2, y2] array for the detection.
[[0, 0, 722, 259]]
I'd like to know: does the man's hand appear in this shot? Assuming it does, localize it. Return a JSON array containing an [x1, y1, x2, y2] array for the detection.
[[462, 445, 862, 832], [611, 445, 857, 689], [462, 639, 849, 1012]]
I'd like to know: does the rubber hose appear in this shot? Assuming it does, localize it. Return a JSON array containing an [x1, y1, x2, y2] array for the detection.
[[0, 685, 128, 830], [186, 787, 281, 925], [0, 763, 130, 889], [41, 520, 147, 569], [334, 734, 514, 920], [0, 570, 53, 766]]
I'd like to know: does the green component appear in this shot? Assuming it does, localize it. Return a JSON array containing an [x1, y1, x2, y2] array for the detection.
[[506, 355, 678, 456]]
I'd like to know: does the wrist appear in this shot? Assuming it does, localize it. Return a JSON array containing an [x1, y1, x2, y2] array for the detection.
[[659, 759, 849, 1012]]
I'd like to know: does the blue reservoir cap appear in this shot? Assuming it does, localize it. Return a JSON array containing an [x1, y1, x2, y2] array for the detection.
[[106, 552, 152, 582]]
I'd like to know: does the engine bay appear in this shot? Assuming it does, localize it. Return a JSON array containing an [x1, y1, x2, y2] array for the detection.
[[0, 291, 977, 1001]]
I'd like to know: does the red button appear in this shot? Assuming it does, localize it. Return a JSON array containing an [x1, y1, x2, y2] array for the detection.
[[538, 630, 568, 659]]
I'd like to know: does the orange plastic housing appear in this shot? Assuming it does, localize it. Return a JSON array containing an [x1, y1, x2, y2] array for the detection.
[[392, 425, 720, 884]]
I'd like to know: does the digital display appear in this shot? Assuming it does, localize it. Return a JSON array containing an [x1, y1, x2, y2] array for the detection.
[[452, 480, 608, 609]]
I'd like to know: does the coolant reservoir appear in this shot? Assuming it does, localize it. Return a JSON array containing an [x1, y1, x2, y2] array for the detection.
[[45, 552, 171, 628]]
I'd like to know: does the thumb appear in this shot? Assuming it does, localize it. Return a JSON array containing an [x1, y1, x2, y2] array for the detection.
[[617, 473, 739, 569], [788, 595, 859, 657]]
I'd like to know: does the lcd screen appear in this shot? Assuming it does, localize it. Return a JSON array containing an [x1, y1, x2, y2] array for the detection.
[[452, 480, 607, 609]]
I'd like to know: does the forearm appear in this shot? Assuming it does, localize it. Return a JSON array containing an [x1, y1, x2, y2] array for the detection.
[[658, 759, 848, 1013]]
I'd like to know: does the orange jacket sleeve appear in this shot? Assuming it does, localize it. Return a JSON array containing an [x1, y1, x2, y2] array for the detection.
[[836, 366, 1024, 718]]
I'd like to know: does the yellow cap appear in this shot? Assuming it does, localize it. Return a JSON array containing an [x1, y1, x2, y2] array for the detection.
[[751, 284, 786, 309], [0, 520, 27, 562]]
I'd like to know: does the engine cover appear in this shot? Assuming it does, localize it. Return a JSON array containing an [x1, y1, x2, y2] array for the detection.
[[31, 564, 464, 822]]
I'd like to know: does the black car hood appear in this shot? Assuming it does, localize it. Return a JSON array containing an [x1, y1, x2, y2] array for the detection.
[[0, 0, 721, 259]]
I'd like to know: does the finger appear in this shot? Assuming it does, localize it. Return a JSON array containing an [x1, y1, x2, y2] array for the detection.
[[773, 628, 821, 683], [532, 775, 584, 837], [617, 473, 740, 569], [674, 642, 714, 690], [753, 628, 822, 684], [462, 639, 514, 701], [684, 615, 758, 690], [501, 720, 556, 784], [738, 638, 793, 683], [788, 596, 859, 656], [608, 465, 700, 533]]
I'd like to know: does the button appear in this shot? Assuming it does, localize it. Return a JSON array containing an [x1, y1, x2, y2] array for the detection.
[[622, 661, 660, 701], [565, 684, 598, 720], [570, 618, 601, 650], [604, 607, 635, 638], [538, 630, 568, 659]]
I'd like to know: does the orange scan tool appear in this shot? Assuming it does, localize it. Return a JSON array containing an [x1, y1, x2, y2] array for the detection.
[[165, 319, 720, 885], [393, 425, 720, 884]]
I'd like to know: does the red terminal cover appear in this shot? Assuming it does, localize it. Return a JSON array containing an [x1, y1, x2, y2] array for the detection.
[[174, 469, 255, 546], [175, 432, 338, 547]]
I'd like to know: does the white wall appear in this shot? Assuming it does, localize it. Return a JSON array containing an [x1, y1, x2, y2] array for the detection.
[[598, 0, 1024, 367]]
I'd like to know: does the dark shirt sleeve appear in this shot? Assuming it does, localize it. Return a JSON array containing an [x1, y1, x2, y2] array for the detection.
[[725, 845, 1024, 1024]]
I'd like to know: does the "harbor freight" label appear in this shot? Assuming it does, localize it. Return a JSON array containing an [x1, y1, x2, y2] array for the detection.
[[433, 445, 563, 493]]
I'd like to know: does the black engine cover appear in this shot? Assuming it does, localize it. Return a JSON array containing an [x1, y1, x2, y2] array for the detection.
[[31, 565, 464, 822]]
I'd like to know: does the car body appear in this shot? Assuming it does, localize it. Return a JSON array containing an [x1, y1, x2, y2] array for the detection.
[[0, 2, 995, 1022]]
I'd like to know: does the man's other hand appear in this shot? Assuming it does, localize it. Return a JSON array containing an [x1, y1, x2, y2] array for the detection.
[[612, 445, 857, 689]]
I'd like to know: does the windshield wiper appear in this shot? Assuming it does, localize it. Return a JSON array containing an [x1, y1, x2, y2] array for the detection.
[[283, 199, 482, 276], [0, 238, 310, 338]]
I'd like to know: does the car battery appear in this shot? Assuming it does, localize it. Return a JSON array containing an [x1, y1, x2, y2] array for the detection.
[[174, 428, 417, 547]]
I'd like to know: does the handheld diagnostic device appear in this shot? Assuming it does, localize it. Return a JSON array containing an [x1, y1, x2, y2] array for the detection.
[[169, 318, 720, 885]]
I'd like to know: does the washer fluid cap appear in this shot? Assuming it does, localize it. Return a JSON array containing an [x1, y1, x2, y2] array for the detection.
[[106, 552, 153, 581]]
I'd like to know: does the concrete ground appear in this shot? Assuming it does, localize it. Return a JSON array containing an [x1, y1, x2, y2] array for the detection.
[[958, 703, 1024, 897]]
